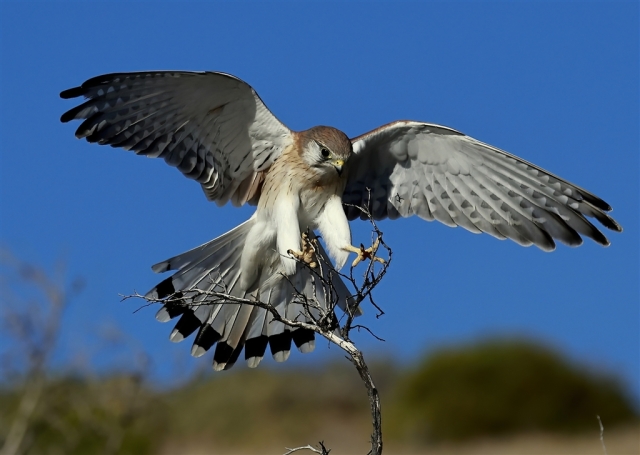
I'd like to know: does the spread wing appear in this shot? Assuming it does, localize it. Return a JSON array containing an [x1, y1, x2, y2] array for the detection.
[[61, 71, 293, 206], [344, 120, 621, 251]]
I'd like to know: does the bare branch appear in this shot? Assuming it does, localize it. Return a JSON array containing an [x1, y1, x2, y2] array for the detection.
[[597, 415, 609, 455], [283, 441, 330, 455], [351, 325, 386, 342], [126, 200, 389, 454]]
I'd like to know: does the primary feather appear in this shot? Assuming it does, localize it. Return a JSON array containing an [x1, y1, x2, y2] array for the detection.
[[345, 120, 621, 250]]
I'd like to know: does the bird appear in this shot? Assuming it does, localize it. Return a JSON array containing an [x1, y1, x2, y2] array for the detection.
[[60, 71, 621, 370]]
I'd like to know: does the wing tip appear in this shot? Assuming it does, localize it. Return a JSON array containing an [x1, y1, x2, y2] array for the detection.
[[60, 86, 85, 100], [60, 106, 81, 123], [607, 218, 623, 233], [151, 261, 171, 273]]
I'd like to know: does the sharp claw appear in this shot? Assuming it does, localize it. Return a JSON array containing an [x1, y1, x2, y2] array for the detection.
[[345, 238, 385, 267], [288, 232, 318, 268]]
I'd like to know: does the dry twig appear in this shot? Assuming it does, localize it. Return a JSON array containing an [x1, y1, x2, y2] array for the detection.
[[283, 441, 330, 454], [126, 202, 390, 455]]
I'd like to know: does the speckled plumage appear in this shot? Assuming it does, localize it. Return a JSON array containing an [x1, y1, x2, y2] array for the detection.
[[61, 71, 621, 370]]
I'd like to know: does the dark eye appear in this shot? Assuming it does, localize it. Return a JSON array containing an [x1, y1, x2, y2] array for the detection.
[[321, 148, 330, 158]]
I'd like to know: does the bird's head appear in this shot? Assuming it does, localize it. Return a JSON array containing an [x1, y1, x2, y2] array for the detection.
[[299, 126, 352, 178]]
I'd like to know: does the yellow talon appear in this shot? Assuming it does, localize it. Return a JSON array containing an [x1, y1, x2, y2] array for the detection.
[[288, 232, 318, 268], [344, 238, 386, 267]]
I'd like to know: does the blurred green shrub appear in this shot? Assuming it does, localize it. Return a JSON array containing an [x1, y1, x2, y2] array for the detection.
[[387, 339, 637, 443], [0, 375, 165, 455], [2, 342, 636, 452]]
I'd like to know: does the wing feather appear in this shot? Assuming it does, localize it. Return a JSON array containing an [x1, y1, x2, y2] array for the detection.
[[61, 71, 294, 206], [346, 120, 621, 250]]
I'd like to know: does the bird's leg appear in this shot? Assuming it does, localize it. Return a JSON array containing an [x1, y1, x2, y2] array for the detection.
[[343, 238, 386, 268], [287, 232, 318, 268]]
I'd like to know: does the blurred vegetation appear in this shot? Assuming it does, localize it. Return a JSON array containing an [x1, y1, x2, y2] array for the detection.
[[1, 342, 637, 454], [157, 362, 387, 452], [1, 252, 637, 453], [0, 363, 382, 454], [388, 339, 638, 443], [0, 375, 162, 455]]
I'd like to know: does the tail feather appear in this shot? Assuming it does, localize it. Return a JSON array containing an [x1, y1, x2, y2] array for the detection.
[[147, 230, 245, 301], [155, 301, 186, 322], [150, 218, 361, 370], [244, 307, 270, 368], [284, 269, 317, 355], [151, 219, 254, 273], [191, 325, 221, 357], [245, 335, 269, 368], [221, 341, 246, 371], [246, 304, 269, 340], [168, 310, 201, 342], [213, 341, 235, 370], [268, 331, 293, 363], [292, 329, 315, 353], [242, 287, 277, 368], [265, 281, 290, 362], [163, 235, 247, 350], [213, 304, 252, 370]]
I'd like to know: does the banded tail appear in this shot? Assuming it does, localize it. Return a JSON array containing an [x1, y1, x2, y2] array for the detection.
[[146, 218, 360, 370]]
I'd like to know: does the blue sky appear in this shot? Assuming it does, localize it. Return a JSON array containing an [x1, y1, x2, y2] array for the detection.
[[1, 1, 638, 399]]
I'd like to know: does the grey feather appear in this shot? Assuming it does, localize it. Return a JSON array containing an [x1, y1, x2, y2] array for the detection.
[[346, 120, 621, 250], [147, 218, 358, 370], [60, 71, 293, 206]]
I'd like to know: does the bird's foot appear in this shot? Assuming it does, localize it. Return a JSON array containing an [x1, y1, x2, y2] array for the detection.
[[287, 232, 318, 268], [344, 238, 386, 267]]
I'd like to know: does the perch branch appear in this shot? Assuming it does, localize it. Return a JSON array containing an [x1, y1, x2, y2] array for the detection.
[[126, 201, 389, 454]]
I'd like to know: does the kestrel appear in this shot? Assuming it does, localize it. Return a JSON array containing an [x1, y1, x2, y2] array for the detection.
[[61, 71, 621, 370]]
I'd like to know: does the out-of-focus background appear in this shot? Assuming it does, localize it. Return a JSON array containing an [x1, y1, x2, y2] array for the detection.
[[1, 2, 638, 454]]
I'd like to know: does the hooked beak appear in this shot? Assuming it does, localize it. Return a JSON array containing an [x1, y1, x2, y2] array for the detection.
[[333, 159, 344, 176]]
